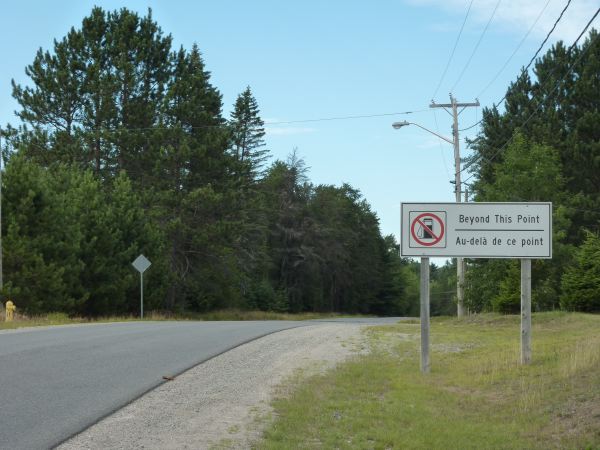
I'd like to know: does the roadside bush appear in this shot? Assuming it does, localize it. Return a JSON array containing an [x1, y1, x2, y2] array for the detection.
[[560, 231, 600, 312], [491, 261, 520, 314], [247, 280, 289, 312]]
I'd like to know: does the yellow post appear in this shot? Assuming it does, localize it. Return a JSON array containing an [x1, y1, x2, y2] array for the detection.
[[5, 300, 15, 322]]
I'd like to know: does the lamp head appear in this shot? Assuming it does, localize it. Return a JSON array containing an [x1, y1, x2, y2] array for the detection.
[[392, 120, 410, 129]]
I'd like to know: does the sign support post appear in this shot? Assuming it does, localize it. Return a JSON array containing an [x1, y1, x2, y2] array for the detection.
[[521, 259, 532, 364], [420, 257, 430, 373], [132, 254, 151, 320], [140, 272, 144, 319]]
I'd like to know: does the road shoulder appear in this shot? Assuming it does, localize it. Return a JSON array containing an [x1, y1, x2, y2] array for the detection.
[[58, 323, 368, 449]]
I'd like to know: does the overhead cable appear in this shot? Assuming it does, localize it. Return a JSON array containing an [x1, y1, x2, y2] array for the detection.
[[431, 0, 475, 100], [451, 0, 503, 92], [461, 11, 599, 184], [476, 0, 551, 99], [263, 109, 430, 125], [492, 0, 573, 107], [458, 0, 574, 132], [4, 109, 430, 136]]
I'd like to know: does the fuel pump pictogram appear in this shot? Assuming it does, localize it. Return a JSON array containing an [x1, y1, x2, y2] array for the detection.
[[409, 212, 446, 247]]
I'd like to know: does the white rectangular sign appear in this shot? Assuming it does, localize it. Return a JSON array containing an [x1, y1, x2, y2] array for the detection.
[[401, 202, 552, 258]]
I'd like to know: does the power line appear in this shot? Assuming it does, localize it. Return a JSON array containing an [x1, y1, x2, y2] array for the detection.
[[565, 8, 599, 53], [263, 109, 430, 125], [461, 8, 600, 182], [523, 0, 573, 73], [461, 11, 599, 185], [451, 0, 503, 92], [476, 0, 551, 99], [458, 0, 574, 132], [458, 120, 481, 132], [492, 0, 573, 107], [431, 0, 475, 100], [3, 108, 430, 136]]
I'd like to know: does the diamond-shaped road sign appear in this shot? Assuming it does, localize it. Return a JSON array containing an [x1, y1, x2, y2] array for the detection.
[[132, 254, 151, 273]]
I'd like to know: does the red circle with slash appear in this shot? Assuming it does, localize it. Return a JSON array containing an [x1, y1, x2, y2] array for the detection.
[[411, 213, 445, 246]]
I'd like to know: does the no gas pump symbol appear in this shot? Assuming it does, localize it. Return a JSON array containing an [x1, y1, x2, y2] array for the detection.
[[409, 211, 446, 248]]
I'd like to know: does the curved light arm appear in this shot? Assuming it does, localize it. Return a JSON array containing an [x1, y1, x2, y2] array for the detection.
[[392, 120, 453, 145]]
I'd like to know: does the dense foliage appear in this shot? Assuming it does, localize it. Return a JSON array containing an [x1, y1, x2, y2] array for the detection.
[[1, 7, 420, 317], [2, 8, 596, 317], [560, 231, 600, 312], [465, 30, 600, 313]]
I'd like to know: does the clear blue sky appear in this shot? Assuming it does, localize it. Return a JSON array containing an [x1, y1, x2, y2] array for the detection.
[[1, 0, 597, 242]]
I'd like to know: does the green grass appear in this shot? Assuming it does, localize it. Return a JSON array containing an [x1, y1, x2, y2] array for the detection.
[[0, 308, 359, 330], [259, 312, 600, 449]]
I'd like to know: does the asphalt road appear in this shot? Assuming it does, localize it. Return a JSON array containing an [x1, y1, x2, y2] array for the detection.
[[0, 318, 400, 450]]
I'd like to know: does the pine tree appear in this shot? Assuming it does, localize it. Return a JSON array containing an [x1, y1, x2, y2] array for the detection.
[[483, 132, 564, 202], [76, 172, 166, 316], [1, 156, 79, 313], [465, 31, 600, 313], [9, 7, 173, 182], [1, 155, 165, 316]]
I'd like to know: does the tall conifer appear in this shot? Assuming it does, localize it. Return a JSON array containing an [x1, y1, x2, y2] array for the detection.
[[229, 87, 268, 181]]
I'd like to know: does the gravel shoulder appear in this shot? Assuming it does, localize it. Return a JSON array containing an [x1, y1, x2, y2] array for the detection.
[[58, 323, 369, 449]]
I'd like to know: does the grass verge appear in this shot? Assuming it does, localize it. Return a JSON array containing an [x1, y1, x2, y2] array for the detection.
[[260, 312, 600, 449], [0, 309, 358, 330]]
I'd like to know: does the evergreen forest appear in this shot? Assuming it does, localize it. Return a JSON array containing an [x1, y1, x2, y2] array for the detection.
[[0, 7, 419, 317], [465, 29, 600, 313], [1, 7, 598, 317]]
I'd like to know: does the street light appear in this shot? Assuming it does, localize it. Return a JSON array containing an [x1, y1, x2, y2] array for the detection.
[[392, 121, 408, 129], [393, 117, 466, 317], [392, 121, 453, 144]]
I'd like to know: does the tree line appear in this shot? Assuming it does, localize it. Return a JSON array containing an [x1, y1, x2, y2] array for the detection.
[[464, 29, 600, 313], [1, 7, 423, 317], [2, 7, 596, 317]]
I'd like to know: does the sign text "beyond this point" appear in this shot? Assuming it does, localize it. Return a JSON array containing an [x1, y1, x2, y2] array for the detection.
[[458, 214, 541, 225]]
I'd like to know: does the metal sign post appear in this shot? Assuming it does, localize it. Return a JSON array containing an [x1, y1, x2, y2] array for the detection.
[[132, 255, 151, 319], [140, 272, 144, 319]]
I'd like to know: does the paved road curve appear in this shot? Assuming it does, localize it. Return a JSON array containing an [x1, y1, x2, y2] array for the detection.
[[0, 318, 400, 450]]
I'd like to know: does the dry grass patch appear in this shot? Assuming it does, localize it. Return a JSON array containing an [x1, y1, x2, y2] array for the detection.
[[0, 309, 360, 331], [259, 312, 600, 449]]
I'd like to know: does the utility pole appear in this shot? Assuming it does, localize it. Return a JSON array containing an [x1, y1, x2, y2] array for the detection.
[[0, 126, 3, 314], [430, 94, 479, 318], [462, 188, 469, 316]]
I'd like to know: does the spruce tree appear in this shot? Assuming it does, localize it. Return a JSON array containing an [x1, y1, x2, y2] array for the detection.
[[227, 87, 271, 304], [156, 44, 236, 311], [561, 231, 600, 312], [229, 87, 268, 181]]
